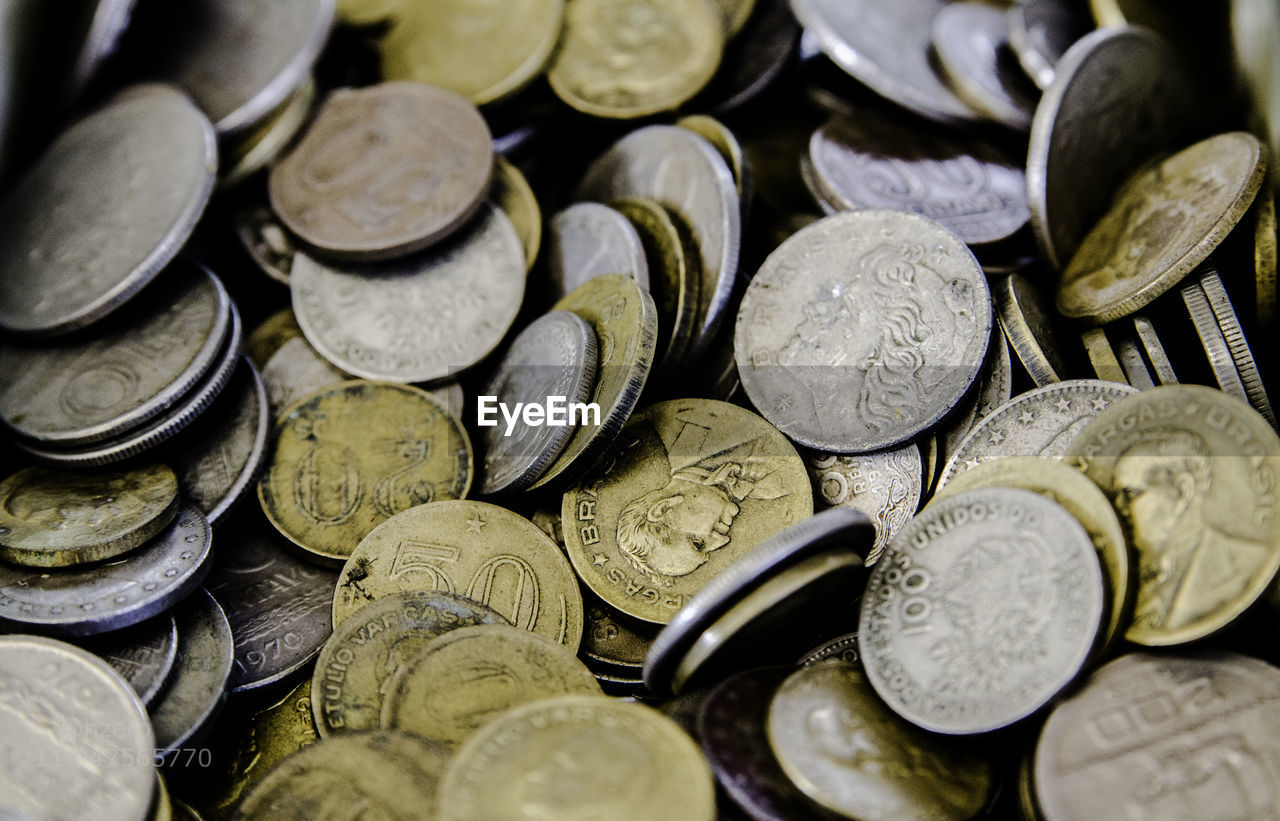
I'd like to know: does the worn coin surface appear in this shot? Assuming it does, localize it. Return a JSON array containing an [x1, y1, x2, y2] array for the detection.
[[768, 662, 993, 819], [940, 326, 1014, 465], [490, 156, 541, 272], [258, 381, 472, 565], [861, 487, 1104, 734], [1058, 132, 1266, 323], [1196, 265, 1276, 427], [1007, 0, 1091, 90], [0, 635, 155, 821], [797, 631, 860, 667], [246, 308, 304, 368], [334, 500, 584, 649], [677, 114, 752, 207], [736, 210, 992, 453], [0, 85, 216, 336], [547, 202, 650, 300], [1132, 315, 1178, 385], [580, 593, 654, 675], [291, 203, 524, 383], [563, 398, 812, 626], [439, 696, 716, 821], [260, 335, 349, 420], [931, 0, 1037, 130], [80, 614, 179, 707], [150, 589, 235, 757], [1082, 326, 1127, 385], [1066, 385, 1280, 645], [480, 311, 598, 495], [311, 590, 507, 736], [1182, 273, 1251, 405], [998, 272, 1069, 386], [1254, 185, 1277, 328], [270, 82, 493, 260], [806, 445, 922, 566], [0, 504, 212, 637], [235, 203, 298, 287], [0, 463, 178, 568]]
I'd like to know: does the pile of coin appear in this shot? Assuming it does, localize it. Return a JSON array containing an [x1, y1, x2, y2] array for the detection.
[[1, 0, 1279, 818]]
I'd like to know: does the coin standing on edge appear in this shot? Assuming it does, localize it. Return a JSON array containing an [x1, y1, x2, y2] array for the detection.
[[149, 588, 235, 758], [546, 202, 651, 300]]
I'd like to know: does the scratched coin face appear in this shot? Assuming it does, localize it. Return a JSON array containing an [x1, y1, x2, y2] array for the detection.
[[806, 445, 922, 565], [79, 614, 179, 707], [546, 202, 651, 300]]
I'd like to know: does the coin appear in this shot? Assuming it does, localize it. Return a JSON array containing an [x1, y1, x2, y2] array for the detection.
[[736, 210, 992, 453], [479, 311, 599, 494], [580, 592, 654, 676], [258, 381, 473, 566], [260, 335, 349, 420], [1007, 0, 1090, 90], [235, 731, 451, 820], [311, 590, 507, 736], [939, 379, 1139, 487], [861, 487, 1105, 734], [940, 325, 1015, 465], [693, 0, 799, 114], [1132, 314, 1179, 385], [1034, 652, 1280, 821], [806, 445, 923, 566], [64, 0, 138, 105], [149, 589, 235, 758], [1254, 183, 1279, 328], [490, 156, 541, 272], [290, 203, 524, 383], [1066, 384, 1280, 645], [0, 504, 212, 637], [1027, 26, 1197, 270], [245, 308, 303, 368], [380, 624, 600, 746], [0, 86, 216, 337], [1198, 264, 1276, 427], [0, 635, 155, 821], [767, 662, 994, 819], [1115, 329, 1161, 388], [546, 202, 651, 299], [1081, 327, 1128, 384], [438, 696, 716, 821], [677, 115, 751, 207], [270, 82, 493, 260], [334, 500, 584, 648], [797, 631, 859, 667], [931, 1, 1038, 131], [80, 614, 180, 707], [1181, 271, 1251, 405], [0, 463, 178, 567], [220, 77, 316, 190], [1057, 132, 1266, 323], [563, 398, 812, 627], [997, 272, 1069, 386], [548, 0, 725, 119], [235, 205, 297, 287]]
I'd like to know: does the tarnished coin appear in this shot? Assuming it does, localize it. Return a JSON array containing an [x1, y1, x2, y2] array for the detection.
[[270, 82, 493, 260], [735, 210, 992, 453], [235, 204, 296, 287], [220, 77, 316, 189], [0, 463, 178, 567], [808, 113, 1030, 246], [1132, 314, 1178, 385], [0, 635, 155, 821], [80, 615, 180, 707], [931, 1, 1038, 130], [1028, 26, 1196, 270], [677, 115, 752, 208], [334, 500, 584, 649], [204, 513, 337, 693], [1035, 652, 1280, 821], [439, 696, 716, 821], [1196, 265, 1276, 427], [149, 589, 234, 758], [381, 624, 600, 746], [546, 202, 651, 300], [797, 632, 859, 667], [0, 504, 213, 637], [1066, 385, 1280, 645], [260, 335, 349, 420], [576, 125, 741, 364], [1114, 329, 1155, 388], [0, 85, 216, 336], [940, 326, 1015, 464], [939, 379, 1139, 487], [860, 488, 1105, 734], [490, 156, 541, 272], [479, 311, 598, 495], [258, 381, 473, 566], [768, 662, 994, 819], [246, 308, 303, 368], [580, 593, 654, 676], [997, 272, 1069, 386], [1254, 185, 1277, 328], [1081, 326, 1127, 385], [548, 0, 725, 119], [563, 398, 812, 626], [806, 445, 922, 566], [311, 590, 507, 737], [235, 731, 450, 820], [1007, 0, 1091, 90], [1182, 272, 1251, 405], [291, 203, 524, 383], [1057, 132, 1266, 323], [694, 0, 800, 114]]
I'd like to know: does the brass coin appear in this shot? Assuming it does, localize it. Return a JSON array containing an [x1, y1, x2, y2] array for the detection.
[[1066, 384, 1280, 645], [1057, 132, 1267, 323], [380, 623, 600, 747], [491, 155, 541, 272], [548, 0, 725, 119], [1254, 183, 1277, 328], [258, 381, 473, 566], [715, 0, 756, 35], [676, 114, 751, 206], [334, 500, 584, 649], [1081, 327, 1127, 384], [581, 592, 654, 675], [245, 308, 303, 369], [561, 398, 811, 626], [438, 695, 716, 821], [997, 272, 1068, 386], [338, 0, 399, 25], [0, 464, 178, 568]]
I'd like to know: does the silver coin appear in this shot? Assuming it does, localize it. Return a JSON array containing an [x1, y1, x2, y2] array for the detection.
[[66, 0, 138, 104], [547, 202, 650, 299], [789, 0, 983, 125], [1181, 274, 1251, 406], [234, 202, 295, 286], [1199, 265, 1276, 427], [576, 125, 741, 364], [1112, 327, 1156, 390], [808, 113, 1029, 246], [149, 589, 234, 757], [0, 262, 231, 446], [80, 614, 180, 707], [260, 334, 349, 420], [291, 202, 525, 383], [735, 210, 992, 453], [931, 1, 1038, 131], [806, 445, 922, 566], [860, 487, 1104, 734], [938, 379, 1139, 488], [997, 271, 1070, 386], [1132, 315, 1178, 385], [0, 86, 216, 337], [479, 311, 599, 495], [0, 504, 213, 637], [1007, 0, 1091, 91], [0, 635, 155, 821], [1027, 26, 1196, 270], [139, 0, 333, 136], [940, 325, 1014, 465], [797, 631, 859, 666], [1035, 652, 1280, 821], [204, 514, 337, 693]]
